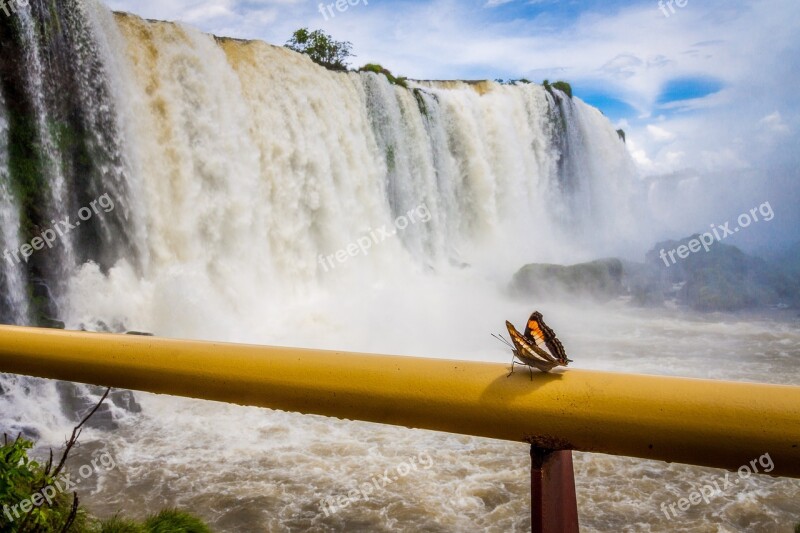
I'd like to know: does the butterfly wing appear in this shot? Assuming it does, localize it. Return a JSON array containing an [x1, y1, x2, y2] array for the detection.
[[506, 321, 560, 371], [524, 312, 571, 365]]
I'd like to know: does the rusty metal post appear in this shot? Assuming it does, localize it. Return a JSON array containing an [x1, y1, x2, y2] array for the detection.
[[531, 446, 579, 533]]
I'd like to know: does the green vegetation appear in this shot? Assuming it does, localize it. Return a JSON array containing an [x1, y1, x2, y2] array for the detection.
[[616, 129, 626, 143], [0, 435, 89, 531], [794, 522, 799, 533], [145, 510, 211, 533], [413, 89, 429, 118], [0, 391, 212, 532], [284, 28, 353, 71], [552, 81, 573, 98], [494, 79, 532, 85], [542, 79, 573, 99], [358, 64, 408, 88]]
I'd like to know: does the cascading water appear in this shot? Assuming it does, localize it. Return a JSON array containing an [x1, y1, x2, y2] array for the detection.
[[0, 89, 28, 325], [0, 1, 642, 333], [5, 2, 795, 532]]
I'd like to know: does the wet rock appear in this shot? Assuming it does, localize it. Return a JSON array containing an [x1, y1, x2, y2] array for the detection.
[[109, 389, 142, 413], [56, 382, 142, 430], [645, 237, 800, 312], [39, 317, 66, 329], [511, 258, 624, 301]]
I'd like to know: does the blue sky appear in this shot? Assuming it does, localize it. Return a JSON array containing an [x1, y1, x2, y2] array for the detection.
[[101, 0, 799, 243]]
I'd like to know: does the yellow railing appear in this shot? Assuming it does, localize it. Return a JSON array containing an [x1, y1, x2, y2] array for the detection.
[[0, 325, 798, 478]]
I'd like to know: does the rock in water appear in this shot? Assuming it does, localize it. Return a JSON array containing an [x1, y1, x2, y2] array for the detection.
[[511, 258, 624, 301]]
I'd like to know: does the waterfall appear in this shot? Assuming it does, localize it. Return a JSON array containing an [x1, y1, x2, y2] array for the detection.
[[0, 0, 643, 341], [0, 89, 29, 325]]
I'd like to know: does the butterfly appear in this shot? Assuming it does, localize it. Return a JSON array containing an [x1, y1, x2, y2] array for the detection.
[[493, 311, 572, 379]]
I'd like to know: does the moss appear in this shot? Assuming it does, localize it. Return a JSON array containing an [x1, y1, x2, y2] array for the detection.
[[359, 63, 408, 88], [144, 510, 212, 533], [6, 109, 49, 236], [385, 145, 397, 174], [552, 81, 573, 98], [542, 79, 573, 99], [413, 88, 429, 118]]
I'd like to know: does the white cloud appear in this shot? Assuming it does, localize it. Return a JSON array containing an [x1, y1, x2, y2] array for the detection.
[[759, 111, 790, 135], [646, 124, 676, 142]]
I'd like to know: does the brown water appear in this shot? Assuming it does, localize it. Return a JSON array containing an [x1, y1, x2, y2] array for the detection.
[[59, 302, 800, 532]]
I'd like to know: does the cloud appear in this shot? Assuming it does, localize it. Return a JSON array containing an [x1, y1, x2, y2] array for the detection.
[[646, 124, 676, 142], [759, 111, 790, 135]]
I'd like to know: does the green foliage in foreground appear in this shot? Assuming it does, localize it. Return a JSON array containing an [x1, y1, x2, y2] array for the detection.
[[0, 435, 212, 533], [285, 28, 353, 71], [359, 64, 408, 88], [0, 434, 89, 532], [794, 522, 799, 533], [145, 510, 212, 533]]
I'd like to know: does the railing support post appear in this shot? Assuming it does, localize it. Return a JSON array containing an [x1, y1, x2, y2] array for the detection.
[[530, 446, 579, 533]]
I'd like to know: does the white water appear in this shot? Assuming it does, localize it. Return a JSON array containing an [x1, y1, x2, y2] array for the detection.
[[0, 91, 29, 324], [54, 10, 645, 339], [1, 2, 798, 532], [13, 2, 76, 286]]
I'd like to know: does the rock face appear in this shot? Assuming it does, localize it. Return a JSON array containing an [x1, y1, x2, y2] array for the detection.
[[509, 239, 800, 313], [56, 382, 142, 431], [511, 259, 624, 301], [645, 237, 800, 312]]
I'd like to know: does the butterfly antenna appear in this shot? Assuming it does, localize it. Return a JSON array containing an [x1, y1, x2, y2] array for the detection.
[[491, 333, 514, 349]]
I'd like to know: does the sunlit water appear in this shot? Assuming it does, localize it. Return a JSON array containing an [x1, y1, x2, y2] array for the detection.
[[43, 290, 800, 533], [0, 2, 797, 531]]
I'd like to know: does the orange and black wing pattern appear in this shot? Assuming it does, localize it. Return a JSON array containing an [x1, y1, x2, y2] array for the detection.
[[505, 320, 561, 373], [523, 311, 571, 365]]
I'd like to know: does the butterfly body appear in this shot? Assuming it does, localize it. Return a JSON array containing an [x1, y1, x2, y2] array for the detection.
[[497, 311, 572, 379]]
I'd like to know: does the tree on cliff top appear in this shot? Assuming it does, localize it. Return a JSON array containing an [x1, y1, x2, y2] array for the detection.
[[285, 28, 353, 71]]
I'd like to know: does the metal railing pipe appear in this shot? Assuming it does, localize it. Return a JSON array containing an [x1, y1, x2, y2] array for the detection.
[[0, 326, 798, 477]]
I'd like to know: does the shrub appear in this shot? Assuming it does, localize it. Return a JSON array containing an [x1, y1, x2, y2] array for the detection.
[[542, 79, 573, 99], [0, 434, 89, 532], [551, 81, 573, 98], [285, 28, 353, 71], [359, 63, 408, 88]]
